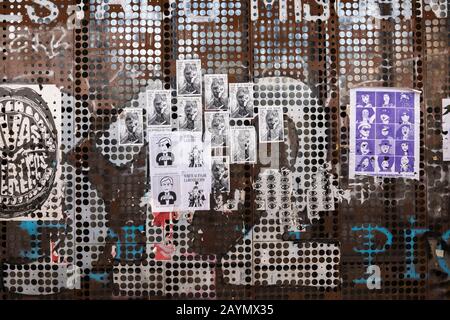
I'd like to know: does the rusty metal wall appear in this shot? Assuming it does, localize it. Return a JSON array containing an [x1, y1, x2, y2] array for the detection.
[[0, 0, 449, 299]]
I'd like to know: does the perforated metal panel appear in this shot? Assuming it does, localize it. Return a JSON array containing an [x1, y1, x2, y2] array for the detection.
[[0, 0, 449, 300]]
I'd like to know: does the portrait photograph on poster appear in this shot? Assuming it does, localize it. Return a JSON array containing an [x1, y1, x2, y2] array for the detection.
[[176, 59, 202, 96], [147, 90, 171, 127], [118, 108, 144, 146], [349, 88, 420, 179]]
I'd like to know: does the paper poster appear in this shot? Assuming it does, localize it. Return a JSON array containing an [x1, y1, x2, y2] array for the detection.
[[211, 156, 230, 193], [178, 132, 211, 171], [151, 174, 182, 211], [230, 126, 256, 163], [176, 59, 202, 96], [442, 98, 450, 161], [205, 112, 229, 148], [349, 88, 420, 179], [149, 132, 211, 211], [230, 83, 254, 119], [230, 126, 257, 164], [0, 84, 63, 220], [147, 90, 171, 127], [258, 106, 284, 143], [177, 96, 202, 132], [181, 172, 210, 210], [148, 131, 180, 172], [205, 74, 228, 111], [118, 108, 144, 146]]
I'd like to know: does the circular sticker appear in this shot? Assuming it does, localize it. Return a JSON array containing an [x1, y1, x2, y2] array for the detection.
[[0, 87, 58, 218]]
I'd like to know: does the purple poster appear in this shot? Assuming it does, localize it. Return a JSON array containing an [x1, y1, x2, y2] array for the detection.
[[350, 88, 420, 179]]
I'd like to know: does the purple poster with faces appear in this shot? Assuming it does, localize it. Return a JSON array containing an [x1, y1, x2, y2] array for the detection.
[[350, 88, 420, 179]]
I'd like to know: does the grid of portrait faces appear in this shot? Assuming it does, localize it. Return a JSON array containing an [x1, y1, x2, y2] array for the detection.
[[354, 90, 416, 175]]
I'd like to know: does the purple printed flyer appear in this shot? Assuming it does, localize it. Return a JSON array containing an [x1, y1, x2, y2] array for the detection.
[[349, 88, 420, 179]]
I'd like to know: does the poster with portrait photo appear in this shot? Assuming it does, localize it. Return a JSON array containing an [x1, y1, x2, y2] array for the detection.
[[176, 59, 202, 96], [151, 174, 181, 212], [148, 131, 179, 173], [205, 112, 229, 148], [178, 132, 211, 171], [177, 96, 203, 132], [258, 106, 284, 143], [181, 172, 210, 211], [147, 90, 171, 127], [349, 87, 420, 179], [230, 126, 257, 164], [229, 83, 254, 119], [205, 74, 228, 111], [118, 108, 144, 146], [211, 156, 230, 193]]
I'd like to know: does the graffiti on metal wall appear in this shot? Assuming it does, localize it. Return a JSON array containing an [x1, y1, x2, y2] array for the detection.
[[0, 0, 449, 299]]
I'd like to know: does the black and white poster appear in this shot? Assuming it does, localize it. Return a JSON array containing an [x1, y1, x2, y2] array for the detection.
[[177, 96, 202, 132], [118, 108, 144, 146], [151, 174, 181, 211], [179, 132, 211, 170], [442, 98, 450, 161], [176, 59, 202, 96], [230, 126, 257, 164], [181, 172, 210, 210], [205, 112, 229, 148], [211, 156, 230, 193], [0, 85, 63, 220], [148, 131, 179, 171], [258, 106, 284, 143], [230, 83, 254, 119], [205, 74, 228, 111], [147, 90, 171, 127]]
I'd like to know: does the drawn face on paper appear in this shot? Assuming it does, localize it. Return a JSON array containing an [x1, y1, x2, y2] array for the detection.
[[401, 112, 410, 123], [401, 142, 409, 153], [158, 138, 171, 152], [402, 125, 410, 137], [362, 109, 370, 121], [184, 65, 196, 84], [213, 163, 226, 179], [381, 126, 390, 137], [359, 125, 371, 138], [160, 177, 173, 193], [380, 143, 391, 154], [211, 114, 225, 133], [184, 102, 197, 120], [211, 80, 224, 98], [125, 113, 138, 133], [361, 158, 370, 168], [360, 141, 370, 155], [266, 111, 278, 130], [362, 94, 370, 104], [383, 94, 390, 104], [154, 94, 166, 114], [381, 159, 390, 170], [380, 113, 390, 124], [400, 93, 411, 107], [238, 130, 251, 149], [237, 88, 249, 108], [192, 146, 201, 157], [192, 186, 199, 196]]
